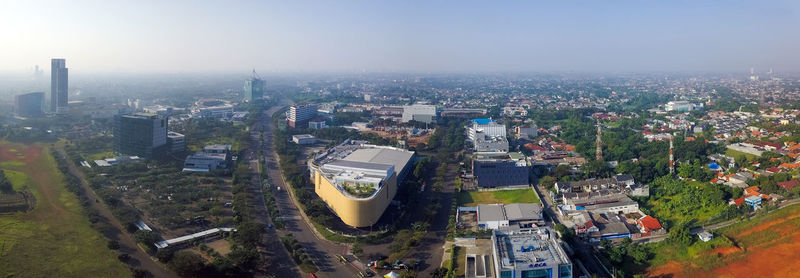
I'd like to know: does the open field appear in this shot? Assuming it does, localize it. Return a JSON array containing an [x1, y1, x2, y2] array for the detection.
[[725, 149, 759, 161], [457, 188, 540, 206], [647, 204, 800, 277], [0, 142, 130, 277]]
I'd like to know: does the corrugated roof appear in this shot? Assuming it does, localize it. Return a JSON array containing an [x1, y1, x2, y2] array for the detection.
[[344, 148, 414, 174], [504, 203, 542, 221]]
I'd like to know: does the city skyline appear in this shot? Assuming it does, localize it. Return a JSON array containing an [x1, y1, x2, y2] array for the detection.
[[1, 1, 799, 74]]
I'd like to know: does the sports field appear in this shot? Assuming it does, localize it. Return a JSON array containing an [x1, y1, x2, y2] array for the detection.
[[457, 188, 540, 206], [647, 203, 800, 277], [0, 142, 130, 277]]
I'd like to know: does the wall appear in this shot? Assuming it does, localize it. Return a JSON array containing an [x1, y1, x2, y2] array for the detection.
[[313, 169, 398, 227]]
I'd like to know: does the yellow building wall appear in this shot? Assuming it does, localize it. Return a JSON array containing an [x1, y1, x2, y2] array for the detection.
[[313, 169, 397, 227]]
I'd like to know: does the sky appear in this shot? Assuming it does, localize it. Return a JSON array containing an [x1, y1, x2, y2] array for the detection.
[[1, 0, 799, 74]]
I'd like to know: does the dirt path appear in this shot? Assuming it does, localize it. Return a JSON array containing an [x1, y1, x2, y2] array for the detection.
[[54, 147, 177, 278]]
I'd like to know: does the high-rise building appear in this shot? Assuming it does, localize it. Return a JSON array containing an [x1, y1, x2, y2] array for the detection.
[[243, 70, 264, 102], [50, 59, 69, 114], [14, 92, 45, 118], [113, 113, 168, 158], [287, 104, 317, 128]]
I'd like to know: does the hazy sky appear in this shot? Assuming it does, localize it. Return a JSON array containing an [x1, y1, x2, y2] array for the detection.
[[1, 1, 799, 73]]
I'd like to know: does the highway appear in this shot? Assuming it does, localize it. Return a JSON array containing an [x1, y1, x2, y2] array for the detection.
[[257, 104, 363, 278]]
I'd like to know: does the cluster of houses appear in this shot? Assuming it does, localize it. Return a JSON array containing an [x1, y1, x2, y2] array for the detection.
[[551, 175, 664, 241]]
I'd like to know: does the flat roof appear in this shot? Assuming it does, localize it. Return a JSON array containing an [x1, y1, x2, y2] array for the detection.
[[325, 160, 393, 172], [344, 147, 414, 174], [478, 204, 506, 222], [504, 203, 543, 221], [495, 228, 570, 270], [293, 134, 315, 139]]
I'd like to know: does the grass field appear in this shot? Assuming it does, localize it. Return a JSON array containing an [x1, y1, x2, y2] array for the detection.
[[647, 203, 800, 277], [0, 142, 130, 277], [725, 148, 759, 161], [457, 188, 540, 206]]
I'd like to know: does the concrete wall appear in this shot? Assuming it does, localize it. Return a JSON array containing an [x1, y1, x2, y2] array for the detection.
[[313, 169, 398, 227]]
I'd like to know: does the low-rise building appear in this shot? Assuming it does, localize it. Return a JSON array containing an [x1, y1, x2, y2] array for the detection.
[[477, 203, 544, 230], [292, 134, 317, 145], [183, 144, 232, 172], [561, 191, 639, 215]]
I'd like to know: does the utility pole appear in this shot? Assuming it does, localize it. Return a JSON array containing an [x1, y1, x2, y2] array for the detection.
[[596, 120, 603, 161]]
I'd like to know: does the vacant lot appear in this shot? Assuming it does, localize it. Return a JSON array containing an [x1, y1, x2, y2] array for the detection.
[[457, 188, 540, 206], [647, 204, 800, 277], [0, 142, 129, 277]]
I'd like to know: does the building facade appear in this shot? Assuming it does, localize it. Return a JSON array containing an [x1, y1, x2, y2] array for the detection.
[[288, 104, 318, 128], [113, 113, 168, 158], [167, 131, 186, 153], [50, 58, 69, 114], [14, 92, 45, 118]]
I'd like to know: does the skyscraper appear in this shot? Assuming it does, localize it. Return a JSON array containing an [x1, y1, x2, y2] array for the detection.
[[113, 113, 168, 158], [14, 92, 45, 118], [50, 59, 68, 114], [243, 70, 264, 102]]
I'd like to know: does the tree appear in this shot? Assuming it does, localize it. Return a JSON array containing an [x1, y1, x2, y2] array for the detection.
[[169, 250, 206, 277], [0, 170, 13, 193], [133, 230, 161, 247]]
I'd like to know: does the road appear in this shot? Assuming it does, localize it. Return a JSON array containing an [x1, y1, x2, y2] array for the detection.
[[259, 104, 362, 278], [243, 108, 304, 278], [55, 147, 177, 278]]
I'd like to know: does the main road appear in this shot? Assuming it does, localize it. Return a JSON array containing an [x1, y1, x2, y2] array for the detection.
[[257, 104, 362, 278]]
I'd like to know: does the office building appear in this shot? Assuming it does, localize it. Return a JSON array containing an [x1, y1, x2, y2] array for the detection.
[[402, 104, 438, 123], [288, 104, 317, 128], [243, 73, 264, 102], [14, 92, 45, 118], [113, 113, 168, 158], [50, 58, 69, 113], [167, 131, 186, 153], [492, 227, 572, 278], [309, 140, 415, 227], [469, 119, 509, 152]]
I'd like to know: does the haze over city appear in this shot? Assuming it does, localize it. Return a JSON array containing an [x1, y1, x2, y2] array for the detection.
[[2, 0, 800, 73], [4, 1, 800, 278]]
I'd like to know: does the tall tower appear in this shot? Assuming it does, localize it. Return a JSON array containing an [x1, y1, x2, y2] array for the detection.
[[50, 59, 68, 114], [596, 120, 603, 161], [243, 69, 264, 102], [669, 136, 675, 175]]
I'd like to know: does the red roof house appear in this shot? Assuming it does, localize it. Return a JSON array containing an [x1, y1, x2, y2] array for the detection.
[[637, 215, 662, 233], [778, 180, 800, 190]]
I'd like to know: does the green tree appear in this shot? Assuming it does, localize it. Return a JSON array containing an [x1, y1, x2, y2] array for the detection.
[[168, 250, 206, 277]]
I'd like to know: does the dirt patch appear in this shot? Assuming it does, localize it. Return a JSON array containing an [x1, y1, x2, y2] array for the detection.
[[711, 232, 800, 277], [647, 261, 689, 278], [735, 214, 800, 238], [205, 239, 232, 256]]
